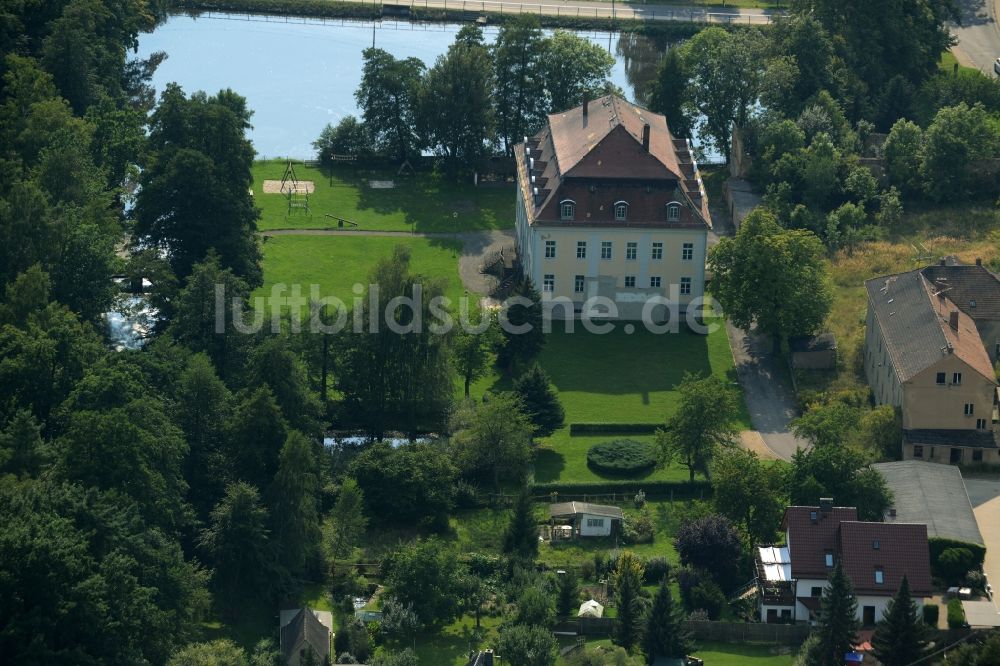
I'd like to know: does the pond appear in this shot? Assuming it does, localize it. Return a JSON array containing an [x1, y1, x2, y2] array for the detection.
[[136, 12, 706, 159]]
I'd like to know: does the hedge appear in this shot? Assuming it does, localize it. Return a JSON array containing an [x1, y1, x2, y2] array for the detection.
[[929, 537, 986, 577], [532, 480, 712, 501], [947, 598, 966, 629], [570, 423, 661, 436]]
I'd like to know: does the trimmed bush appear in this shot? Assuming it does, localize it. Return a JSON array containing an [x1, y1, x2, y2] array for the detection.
[[938, 547, 976, 585], [947, 597, 966, 629], [923, 603, 939, 627], [929, 537, 986, 578], [570, 423, 660, 435], [586, 439, 658, 475]]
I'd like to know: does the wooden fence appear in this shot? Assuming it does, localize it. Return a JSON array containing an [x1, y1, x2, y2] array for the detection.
[[683, 620, 811, 646]]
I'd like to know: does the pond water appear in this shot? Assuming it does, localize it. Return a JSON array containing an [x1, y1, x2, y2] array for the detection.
[[136, 12, 695, 159]]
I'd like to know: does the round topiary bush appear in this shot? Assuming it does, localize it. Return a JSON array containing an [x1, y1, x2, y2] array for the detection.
[[586, 439, 657, 475]]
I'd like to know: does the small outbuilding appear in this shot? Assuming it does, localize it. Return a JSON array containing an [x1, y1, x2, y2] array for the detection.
[[279, 608, 332, 666], [789, 333, 837, 370], [578, 599, 605, 618], [549, 501, 623, 538]]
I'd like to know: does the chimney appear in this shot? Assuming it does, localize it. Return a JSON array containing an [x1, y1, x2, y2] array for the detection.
[[582, 92, 589, 118], [949, 310, 959, 330], [819, 497, 833, 515], [977, 257, 983, 266], [641, 123, 650, 152]]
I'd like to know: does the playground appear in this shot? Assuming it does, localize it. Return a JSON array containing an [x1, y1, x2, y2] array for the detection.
[[251, 159, 513, 234]]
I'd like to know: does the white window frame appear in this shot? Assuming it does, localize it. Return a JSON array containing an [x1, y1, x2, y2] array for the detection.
[[624, 275, 636, 288], [825, 553, 834, 568], [601, 241, 612, 260], [649, 276, 661, 288], [874, 569, 884, 585], [965, 403, 975, 416], [626, 242, 637, 261], [680, 277, 692, 295], [544, 240, 556, 259], [574, 275, 585, 293], [560, 199, 576, 221], [651, 242, 663, 260], [682, 242, 694, 261], [667, 201, 681, 222], [614, 201, 628, 221], [576, 241, 587, 259], [953, 372, 963, 385], [543, 274, 554, 293], [586, 517, 605, 528]]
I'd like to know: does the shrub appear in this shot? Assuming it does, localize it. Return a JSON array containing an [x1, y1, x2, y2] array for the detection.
[[923, 603, 939, 627], [687, 580, 727, 619], [622, 509, 655, 545], [579, 559, 596, 582], [676, 566, 709, 609], [643, 557, 671, 585], [947, 597, 967, 629], [938, 547, 976, 585], [929, 537, 985, 577], [586, 439, 658, 475]]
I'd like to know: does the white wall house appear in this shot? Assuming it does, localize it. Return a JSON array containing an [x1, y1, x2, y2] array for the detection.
[[549, 501, 623, 539]]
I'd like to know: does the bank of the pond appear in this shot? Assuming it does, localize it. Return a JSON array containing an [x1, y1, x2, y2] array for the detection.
[[171, 0, 756, 33]]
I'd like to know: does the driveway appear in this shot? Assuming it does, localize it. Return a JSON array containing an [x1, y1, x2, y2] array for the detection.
[[727, 323, 810, 461], [951, 0, 1000, 74], [964, 477, 1000, 607]]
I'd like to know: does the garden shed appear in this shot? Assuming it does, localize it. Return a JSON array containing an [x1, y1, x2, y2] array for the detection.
[[789, 333, 837, 370], [549, 501, 623, 538]]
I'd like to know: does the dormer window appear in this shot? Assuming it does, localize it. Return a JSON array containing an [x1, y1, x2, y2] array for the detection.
[[667, 202, 681, 222], [875, 568, 884, 585], [614, 201, 628, 221], [560, 200, 575, 221], [825, 553, 834, 568]]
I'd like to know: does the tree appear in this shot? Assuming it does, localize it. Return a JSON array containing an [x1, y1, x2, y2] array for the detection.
[[502, 486, 539, 560], [680, 27, 768, 160], [856, 406, 902, 460], [370, 649, 420, 666], [512, 364, 565, 437], [611, 551, 645, 651], [380, 595, 420, 645], [168, 640, 247, 666], [814, 563, 860, 666], [708, 208, 833, 353], [268, 431, 322, 576], [710, 448, 785, 546], [176, 353, 232, 516], [792, 399, 862, 448], [920, 103, 1000, 200], [556, 568, 579, 618], [330, 477, 368, 560], [336, 246, 454, 436], [452, 305, 499, 397], [497, 277, 545, 372], [539, 30, 615, 111], [356, 48, 425, 162], [198, 482, 284, 613], [419, 26, 494, 178], [225, 386, 289, 491], [641, 579, 691, 664], [0, 409, 46, 477], [871, 577, 929, 666], [648, 47, 691, 137], [250, 335, 323, 436], [382, 539, 463, 627], [492, 16, 546, 154], [136, 85, 261, 285], [451, 393, 534, 491], [884, 119, 924, 196], [788, 445, 893, 521], [673, 514, 744, 594], [515, 585, 555, 627], [656, 373, 739, 482], [349, 442, 457, 530], [497, 624, 558, 666], [313, 116, 370, 165]]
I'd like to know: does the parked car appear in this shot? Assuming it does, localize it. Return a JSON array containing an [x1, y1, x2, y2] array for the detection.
[[994, 57, 1000, 76]]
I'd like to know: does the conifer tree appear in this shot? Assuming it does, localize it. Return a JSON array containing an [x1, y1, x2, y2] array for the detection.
[[330, 477, 368, 560], [513, 364, 565, 436], [268, 431, 321, 575], [815, 562, 861, 666], [502, 487, 538, 560], [556, 567, 579, 618], [871, 576, 929, 666], [611, 551, 645, 652], [642, 579, 692, 664]]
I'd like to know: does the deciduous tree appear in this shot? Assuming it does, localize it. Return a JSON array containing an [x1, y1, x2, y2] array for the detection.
[[356, 48, 425, 161], [539, 30, 615, 111], [656, 373, 739, 482], [492, 16, 546, 154]]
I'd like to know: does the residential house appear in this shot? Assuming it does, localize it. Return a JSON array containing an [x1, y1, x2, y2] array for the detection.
[[864, 259, 1000, 463], [549, 501, 623, 538], [514, 95, 711, 321], [756, 502, 932, 625], [279, 608, 332, 666]]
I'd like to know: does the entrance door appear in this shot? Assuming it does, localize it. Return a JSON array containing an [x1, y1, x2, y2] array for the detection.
[[951, 448, 963, 464], [766, 608, 778, 624], [863, 606, 876, 626]]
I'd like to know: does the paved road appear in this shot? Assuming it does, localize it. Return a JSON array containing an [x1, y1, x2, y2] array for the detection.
[[964, 477, 1000, 609], [951, 0, 1000, 74], [726, 322, 810, 461], [341, 0, 776, 23]]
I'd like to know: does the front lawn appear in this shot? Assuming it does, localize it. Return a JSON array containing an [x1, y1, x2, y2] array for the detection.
[[252, 160, 513, 233], [691, 641, 798, 664], [534, 433, 691, 484]]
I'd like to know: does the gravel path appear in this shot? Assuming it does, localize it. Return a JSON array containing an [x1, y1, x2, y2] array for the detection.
[[260, 227, 516, 295]]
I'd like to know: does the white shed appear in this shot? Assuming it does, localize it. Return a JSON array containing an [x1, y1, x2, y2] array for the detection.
[[578, 599, 604, 618], [549, 501, 624, 538]]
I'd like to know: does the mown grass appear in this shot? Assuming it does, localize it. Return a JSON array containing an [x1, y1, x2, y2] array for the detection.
[[534, 433, 691, 484], [252, 160, 512, 233], [257, 234, 468, 304]]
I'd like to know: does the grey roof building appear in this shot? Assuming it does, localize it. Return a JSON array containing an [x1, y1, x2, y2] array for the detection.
[[873, 460, 983, 546], [280, 608, 332, 666]]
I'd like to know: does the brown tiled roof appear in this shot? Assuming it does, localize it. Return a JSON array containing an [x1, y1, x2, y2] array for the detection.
[[921, 262, 1000, 320], [514, 95, 711, 230], [838, 521, 932, 597], [781, 506, 858, 579], [865, 269, 995, 383]]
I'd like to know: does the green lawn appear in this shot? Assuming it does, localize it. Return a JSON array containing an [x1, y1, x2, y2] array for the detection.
[[691, 641, 798, 664], [258, 234, 467, 305], [408, 615, 502, 666], [252, 160, 513, 233], [534, 433, 691, 484]]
